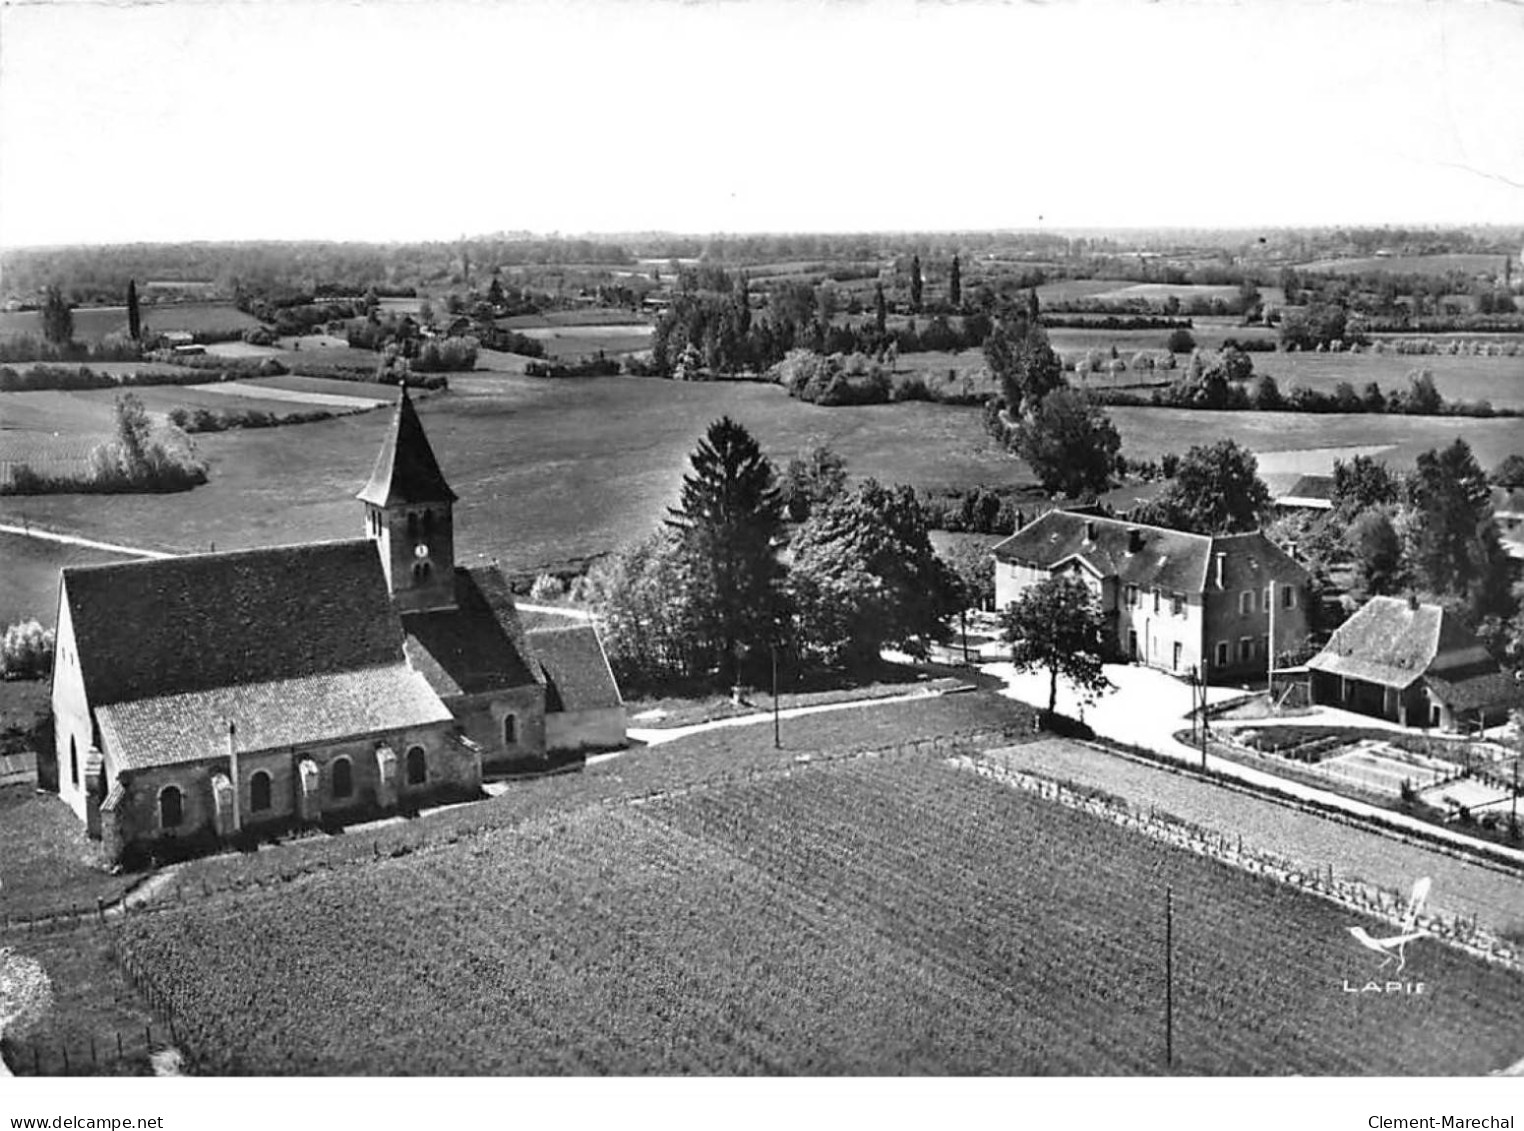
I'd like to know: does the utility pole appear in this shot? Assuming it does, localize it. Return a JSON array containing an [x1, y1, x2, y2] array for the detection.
[[772, 643, 780, 750], [1165, 884, 1175, 1069]]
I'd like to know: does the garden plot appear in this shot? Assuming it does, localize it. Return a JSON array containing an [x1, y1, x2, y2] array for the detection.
[[1313, 740, 1456, 797]]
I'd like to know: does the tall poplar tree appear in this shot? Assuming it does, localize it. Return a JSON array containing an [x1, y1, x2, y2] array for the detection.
[[910, 254, 924, 313], [949, 255, 962, 308], [41, 285, 73, 346], [126, 279, 142, 341]]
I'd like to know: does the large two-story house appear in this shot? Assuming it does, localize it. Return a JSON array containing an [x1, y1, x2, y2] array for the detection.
[[991, 510, 1311, 680]]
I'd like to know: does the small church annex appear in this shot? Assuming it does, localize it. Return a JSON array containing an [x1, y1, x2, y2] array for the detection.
[[49, 388, 624, 863]]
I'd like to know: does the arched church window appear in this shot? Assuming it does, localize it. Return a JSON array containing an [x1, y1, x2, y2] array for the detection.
[[331, 757, 353, 799], [504, 714, 517, 746], [159, 785, 183, 829], [250, 770, 272, 812], [70, 737, 79, 787], [406, 746, 427, 785], [422, 509, 435, 537], [413, 561, 432, 585]]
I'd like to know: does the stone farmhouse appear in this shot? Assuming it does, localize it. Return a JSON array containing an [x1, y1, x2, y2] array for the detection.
[[1306, 595, 1520, 732], [991, 510, 1311, 680], [49, 388, 623, 863]]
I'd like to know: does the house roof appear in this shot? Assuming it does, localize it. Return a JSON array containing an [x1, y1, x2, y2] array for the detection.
[[1424, 666, 1522, 713], [1276, 475, 1336, 510], [989, 510, 1306, 595], [62, 540, 404, 707], [95, 663, 452, 771], [402, 567, 539, 698], [526, 625, 623, 713], [357, 386, 457, 507], [1306, 596, 1484, 690]]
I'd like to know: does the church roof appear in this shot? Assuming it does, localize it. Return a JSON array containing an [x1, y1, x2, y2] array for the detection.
[[62, 540, 405, 707], [526, 624, 623, 713], [95, 664, 452, 771], [357, 387, 457, 507], [401, 567, 539, 698]]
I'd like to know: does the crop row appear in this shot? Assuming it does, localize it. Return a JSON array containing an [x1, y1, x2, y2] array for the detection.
[[113, 757, 1524, 1075]]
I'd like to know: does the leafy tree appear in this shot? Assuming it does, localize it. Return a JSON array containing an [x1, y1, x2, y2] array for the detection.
[[780, 445, 848, 523], [126, 279, 141, 342], [1012, 389, 1120, 500], [1403, 369, 1443, 415], [1, 619, 55, 679], [665, 417, 785, 685], [983, 295, 1064, 415], [1332, 454, 1399, 517], [1489, 454, 1524, 488], [1165, 327, 1196, 353], [910, 254, 923, 313], [788, 480, 960, 669], [1249, 373, 1283, 411], [1001, 574, 1114, 719], [1404, 438, 1512, 617], [943, 537, 995, 613], [1132, 439, 1272, 534], [1347, 510, 1404, 598], [949, 254, 962, 308], [874, 283, 887, 335], [41, 285, 73, 346], [586, 530, 704, 691]]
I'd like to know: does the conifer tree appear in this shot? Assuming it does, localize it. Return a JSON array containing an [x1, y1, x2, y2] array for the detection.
[[949, 255, 962, 308], [41, 285, 73, 346], [665, 417, 785, 686], [910, 255, 923, 313]]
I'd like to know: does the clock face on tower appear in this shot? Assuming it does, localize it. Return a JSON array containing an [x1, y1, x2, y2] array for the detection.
[[414, 543, 430, 560]]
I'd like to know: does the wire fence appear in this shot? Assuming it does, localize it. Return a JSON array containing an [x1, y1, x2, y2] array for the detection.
[[2, 1019, 177, 1077]]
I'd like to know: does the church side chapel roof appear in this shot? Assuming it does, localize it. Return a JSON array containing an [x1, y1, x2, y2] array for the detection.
[[357, 387, 458, 507], [96, 664, 452, 771], [63, 540, 406, 707], [401, 567, 540, 698], [526, 624, 624, 713]]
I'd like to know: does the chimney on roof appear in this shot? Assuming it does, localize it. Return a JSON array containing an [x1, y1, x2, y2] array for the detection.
[[1127, 527, 1143, 554], [1085, 520, 1097, 542], [1214, 552, 1226, 589]]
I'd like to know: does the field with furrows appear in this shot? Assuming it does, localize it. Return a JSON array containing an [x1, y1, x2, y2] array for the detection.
[[111, 756, 1524, 1075]]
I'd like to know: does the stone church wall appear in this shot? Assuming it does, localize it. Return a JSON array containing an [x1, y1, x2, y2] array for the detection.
[[451, 686, 546, 768], [546, 707, 626, 754]]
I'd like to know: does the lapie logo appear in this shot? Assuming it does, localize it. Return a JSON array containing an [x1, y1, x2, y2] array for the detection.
[[1341, 876, 1430, 995]]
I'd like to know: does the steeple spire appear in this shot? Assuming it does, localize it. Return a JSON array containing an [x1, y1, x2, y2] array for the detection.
[[357, 386, 457, 507], [358, 386, 458, 613]]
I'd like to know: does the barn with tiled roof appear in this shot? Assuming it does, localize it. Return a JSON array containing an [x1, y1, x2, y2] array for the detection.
[[1307, 595, 1520, 731], [51, 387, 624, 862]]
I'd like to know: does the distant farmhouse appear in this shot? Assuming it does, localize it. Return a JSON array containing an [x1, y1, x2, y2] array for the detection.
[[1272, 474, 1335, 514], [1493, 485, 1524, 560], [50, 389, 623, 863], [991, 510, 1310, 680], [1306, 595, 1520, 733]]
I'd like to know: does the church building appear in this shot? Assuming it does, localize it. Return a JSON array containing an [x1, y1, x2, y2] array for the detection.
[[49, 388, 624, 863]]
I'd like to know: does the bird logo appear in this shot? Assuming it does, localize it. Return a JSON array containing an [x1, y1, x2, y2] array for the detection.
[[1347, 876, 1430, 975]]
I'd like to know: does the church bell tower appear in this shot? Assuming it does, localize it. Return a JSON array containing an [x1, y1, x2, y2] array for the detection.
[[357, 386, 459, 614]]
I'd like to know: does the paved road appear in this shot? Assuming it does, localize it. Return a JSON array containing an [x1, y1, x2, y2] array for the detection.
[[991, 738, 1524, 935], [623, 687, 947, 749]]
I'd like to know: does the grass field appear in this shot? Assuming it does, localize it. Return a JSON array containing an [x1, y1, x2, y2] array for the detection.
[[1253, 351, 1524, 410], [508, 324, 652, 359], [4, 368, 1522, 626], [500, 308, 652, 329], [104, 755, 1524, 1074], [0, 303, 259, 345], [1298, 254, 1512, 277], [0, 532, 142, 626]]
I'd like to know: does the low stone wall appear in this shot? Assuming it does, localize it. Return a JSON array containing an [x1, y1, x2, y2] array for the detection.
[[953, 752, 1522, 973]]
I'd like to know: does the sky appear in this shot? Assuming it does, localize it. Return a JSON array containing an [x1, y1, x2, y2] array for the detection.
[[0, 0, 1521, 246]]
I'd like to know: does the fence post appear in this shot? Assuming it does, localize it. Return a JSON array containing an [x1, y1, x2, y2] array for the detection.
[[117, 1031, 123, 1059], [61, 1043, 68, 1074], [145, 1024, 152, 1049], [90, 1036, 96, 1067]]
